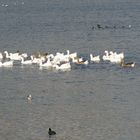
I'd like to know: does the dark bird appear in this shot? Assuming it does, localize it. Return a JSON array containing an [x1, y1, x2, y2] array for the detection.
[[97, 24, 104, 29], [48, 128, 56, 137]]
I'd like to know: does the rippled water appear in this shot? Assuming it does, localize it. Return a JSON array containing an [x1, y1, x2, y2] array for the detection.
[[0, 0, 140, 140]]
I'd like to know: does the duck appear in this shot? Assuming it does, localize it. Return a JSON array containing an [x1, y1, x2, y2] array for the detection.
[[77, 58, 88, 65], [97, 24, 104, 29], [72, 57, 88, 65], [27, 94, 32, 101], [120, 59, 135, 68], [48, 128, 56, 137]]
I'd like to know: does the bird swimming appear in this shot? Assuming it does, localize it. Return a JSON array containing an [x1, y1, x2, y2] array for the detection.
[[97, 24, 104, 29], [48, 128, 56, 137], [27, 94, 32, 101], [120, 59, 135, 68]]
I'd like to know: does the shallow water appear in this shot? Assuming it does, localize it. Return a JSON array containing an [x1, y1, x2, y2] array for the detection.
[[0, 0, 140, 140]]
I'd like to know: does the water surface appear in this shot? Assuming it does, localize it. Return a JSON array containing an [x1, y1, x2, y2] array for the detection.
[[0, 0, 140, 140]]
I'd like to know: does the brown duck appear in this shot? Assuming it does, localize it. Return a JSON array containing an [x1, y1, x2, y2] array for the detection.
[[120, 59, 135, 68]]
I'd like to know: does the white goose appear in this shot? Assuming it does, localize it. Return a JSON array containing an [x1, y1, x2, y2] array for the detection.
[[53, 62, 71, 71], [0, 60, 13, 67], [113, 52, 124, 60], [102, 50, 110, 61], [20, 57, 33, 65], [66, 50, 77, 60], [90, 54, 100, 62], [109, 51, 124, 63], [21, 53, 28, 59], [4, 51, 22, 60], [39, 58, 53, 68], [30, 55, 42, 64]]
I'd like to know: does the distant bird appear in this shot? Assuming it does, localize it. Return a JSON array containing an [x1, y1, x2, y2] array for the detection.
[[75, 57, 89, 65], [90, 54, 100, 62], [104, 25, 116, 29], [0, 60, 13, 67], [48, 128, 56, 137], [128, 25, 132, 28], [97, 24, 103, 29], [21, 56, 33, 65], [27, 94, 32, 101], [120, 59, 135, 68]]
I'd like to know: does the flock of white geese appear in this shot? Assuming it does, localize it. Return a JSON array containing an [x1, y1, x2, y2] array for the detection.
[[0, 50, 135, 71]]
